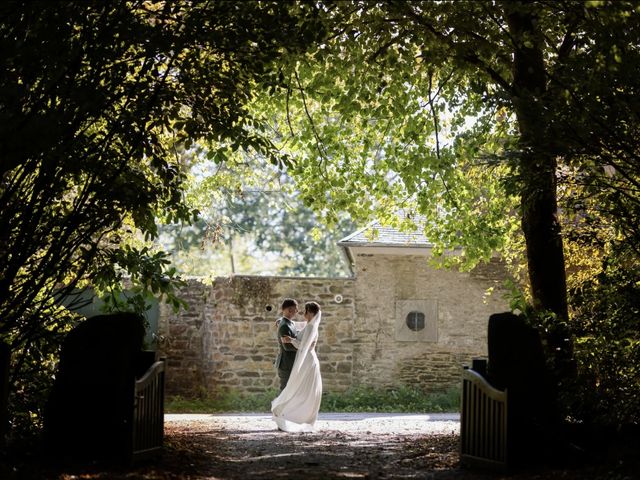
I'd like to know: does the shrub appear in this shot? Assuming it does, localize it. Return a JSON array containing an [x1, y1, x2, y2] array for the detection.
[[566, 259, 640, 426], [165, 385, 460, 414]]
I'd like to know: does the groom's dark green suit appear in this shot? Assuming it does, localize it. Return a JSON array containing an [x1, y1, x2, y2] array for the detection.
[[275, 316, 298, 391]]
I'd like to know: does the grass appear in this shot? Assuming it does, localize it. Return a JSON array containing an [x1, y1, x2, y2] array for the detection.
[[165, 385, 460, 414]]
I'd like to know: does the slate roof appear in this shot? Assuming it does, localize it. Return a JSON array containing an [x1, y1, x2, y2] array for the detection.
[[338, 218, 433, 248]]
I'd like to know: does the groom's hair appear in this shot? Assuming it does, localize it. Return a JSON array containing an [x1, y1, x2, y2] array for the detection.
[[281, 298, 298, 310], [304, 301, 320, 315]]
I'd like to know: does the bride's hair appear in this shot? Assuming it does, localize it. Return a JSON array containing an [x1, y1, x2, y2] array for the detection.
[[304, 301, 320, 315]]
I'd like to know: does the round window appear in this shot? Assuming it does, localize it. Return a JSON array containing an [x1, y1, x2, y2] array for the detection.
[[405, 311, 426, 331]]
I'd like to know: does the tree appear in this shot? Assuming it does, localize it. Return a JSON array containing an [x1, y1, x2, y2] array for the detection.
[[156, 140, 356, 277], [0, 0, 323, 433], [158, 188, 356, 277], [250, 0, 640, 378]]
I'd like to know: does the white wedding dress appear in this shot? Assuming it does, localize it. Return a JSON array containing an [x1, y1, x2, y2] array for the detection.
[[271, 312, 322, 432]]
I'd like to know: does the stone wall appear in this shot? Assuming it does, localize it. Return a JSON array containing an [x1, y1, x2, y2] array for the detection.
[[348, 249, 509, 392], [159, 275, 356, 397], [158, 253, 509, 397]]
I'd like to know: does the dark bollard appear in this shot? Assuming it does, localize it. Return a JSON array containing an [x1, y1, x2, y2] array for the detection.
[[44, 313, 145, 464], [487, 312, 559, 466], [471, 357, 488, 378]]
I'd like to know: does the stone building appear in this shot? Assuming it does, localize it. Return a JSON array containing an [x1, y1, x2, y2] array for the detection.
[[158, 219, 509, 397]]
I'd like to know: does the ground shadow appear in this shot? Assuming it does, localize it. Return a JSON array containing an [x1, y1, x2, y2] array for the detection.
[[3, 415, 638, 479]]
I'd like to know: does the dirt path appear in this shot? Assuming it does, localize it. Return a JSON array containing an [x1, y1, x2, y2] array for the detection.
[[146, 413, 635, 480], [162, 412, 466, 480], [14, 413, 636, 479]]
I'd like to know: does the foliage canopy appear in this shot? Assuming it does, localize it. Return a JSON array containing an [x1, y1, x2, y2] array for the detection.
[[1, 0, 640, 437], [0, 0, 324, 434], [245, 0, 640, 423]]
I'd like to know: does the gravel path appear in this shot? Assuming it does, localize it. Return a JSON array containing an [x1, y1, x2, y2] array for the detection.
[[11, 413, 635, 479], [157, 413, 634, 480], [165, 412, 461, 435], [162, 412, 465, 480]]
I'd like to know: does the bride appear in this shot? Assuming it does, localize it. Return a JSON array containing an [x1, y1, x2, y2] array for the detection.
[[271, 301, 322, 432]]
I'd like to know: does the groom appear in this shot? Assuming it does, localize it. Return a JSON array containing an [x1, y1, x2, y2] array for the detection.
[[275, 298, 299, 391]]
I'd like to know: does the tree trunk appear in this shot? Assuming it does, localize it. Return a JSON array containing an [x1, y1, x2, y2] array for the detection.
[[505, 2, 572, 367], [229, 236, 236, 274]]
